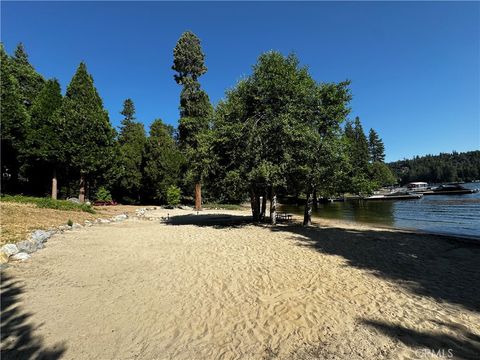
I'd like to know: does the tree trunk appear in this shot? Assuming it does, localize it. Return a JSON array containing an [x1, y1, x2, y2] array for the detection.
[[195, 182, 202, 210], [260, 190, 267, 221], [250, 189, 260, 222], [79, 174, 86, 203], [313, 187, 318, 209], [270, 189, 277, 225], [51, 168, 57, 200], [303, 188, 313, 226]]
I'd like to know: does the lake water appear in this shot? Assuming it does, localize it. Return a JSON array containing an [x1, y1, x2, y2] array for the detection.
[[279, 182, 480, 239]]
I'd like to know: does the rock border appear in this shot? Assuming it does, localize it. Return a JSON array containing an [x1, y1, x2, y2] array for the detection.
[[0, 210, 133, 267]]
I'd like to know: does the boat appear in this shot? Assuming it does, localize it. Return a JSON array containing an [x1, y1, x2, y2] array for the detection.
[[406, 182, 431, 193], [427, 183, 479, 195], [364, 191, 423, 201]]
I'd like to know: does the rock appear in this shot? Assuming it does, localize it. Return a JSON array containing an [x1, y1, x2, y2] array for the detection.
[[98, 218, 111, 224], [16, 240, 37, 254], [84, 220, 93, 227], [30, 230, 51, 244], [67, 197, 80, 204], [113, 214, 128, 222], [11, 252, 31, 261], [1, 244, 19, 257], [85, 201, 91, 206], [72, 223, 83, 229], [0, 252, 9, 264]]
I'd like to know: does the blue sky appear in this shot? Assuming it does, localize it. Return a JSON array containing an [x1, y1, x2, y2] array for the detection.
[[2, 1, 479, 162]]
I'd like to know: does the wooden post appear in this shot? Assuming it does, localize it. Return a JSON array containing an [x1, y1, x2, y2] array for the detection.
[[51, 168, 57, 200], [79, 174, 85, 203], [195, 182, 202, 210]]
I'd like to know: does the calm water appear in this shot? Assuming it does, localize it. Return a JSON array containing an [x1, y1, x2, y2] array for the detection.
[[279, 182, 480, 239]]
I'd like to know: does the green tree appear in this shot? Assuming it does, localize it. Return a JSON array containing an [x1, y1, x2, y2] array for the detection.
[[172, 31, 212, 209], [10, 43, 45, 108], [368, 128, 385, 163], [143, 119, 184, 203], [23, 79, 63, 198], [370, 161, 397, 186], [117, 99, 146, 203], [58, 62, 116, 202], [0, 44, 29, 193]]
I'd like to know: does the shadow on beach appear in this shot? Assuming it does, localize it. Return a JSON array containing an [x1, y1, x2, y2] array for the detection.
[[169, 212, 480, 313], [361, 319, 480, 360], [167, 213, 253, 228], [1, 273, 66, 360]]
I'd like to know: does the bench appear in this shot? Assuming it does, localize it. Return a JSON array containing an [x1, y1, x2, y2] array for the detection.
[[275, 212, 293, 223]]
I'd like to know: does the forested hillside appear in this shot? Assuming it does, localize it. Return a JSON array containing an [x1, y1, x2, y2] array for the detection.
[[388, 151, 480, 184]]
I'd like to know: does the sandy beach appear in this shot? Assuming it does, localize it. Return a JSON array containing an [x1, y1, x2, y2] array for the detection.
[[1, 208, 479, 359]]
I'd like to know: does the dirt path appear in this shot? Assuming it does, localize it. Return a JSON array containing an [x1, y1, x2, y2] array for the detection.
[[2, 209, 479, 359]]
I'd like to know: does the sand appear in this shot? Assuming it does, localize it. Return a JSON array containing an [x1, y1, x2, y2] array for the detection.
[[1, 208, 479, 360]]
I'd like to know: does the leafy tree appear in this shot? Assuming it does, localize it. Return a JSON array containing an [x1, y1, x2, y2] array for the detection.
[[0, 44, 29, 193], [370, 161, 397, 186], [143, 119, 184, 203], [172, 31, 212, 209], [368, 128, 385, 163], [58, 62, 116, 202], [116, 99, 146, 203], [23, 79, 63, 198]]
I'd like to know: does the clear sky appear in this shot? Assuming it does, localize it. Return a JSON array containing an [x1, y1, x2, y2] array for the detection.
[[2, 1, 479, 162]]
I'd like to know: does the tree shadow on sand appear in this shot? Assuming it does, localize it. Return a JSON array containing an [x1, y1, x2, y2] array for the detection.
[[1, 272, 66, 360], [361, 319, 480, 360], [168, 212, 480, 313], [166, 213, 253, 228], [274, 225, 480, 313]]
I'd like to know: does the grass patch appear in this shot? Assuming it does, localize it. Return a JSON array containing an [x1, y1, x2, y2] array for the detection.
[[1, 195, 95, 213], [202, 203, 245, 211]]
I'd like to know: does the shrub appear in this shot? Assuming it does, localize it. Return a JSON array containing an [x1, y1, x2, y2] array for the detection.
[[1, 195, 95, 213], [67, 219, 73, 227], [166, 185, 181, 206], [95, 187, 112, 202]]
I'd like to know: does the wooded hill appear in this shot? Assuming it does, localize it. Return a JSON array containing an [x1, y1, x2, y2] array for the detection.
[[388, 151, 480, 185]]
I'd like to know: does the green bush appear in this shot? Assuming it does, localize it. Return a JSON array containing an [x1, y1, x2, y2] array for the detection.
[[67, 219, 73, 227], [95, 186, 112, 202], [166, 185, 181, 206], [1, 195, 95, 213]]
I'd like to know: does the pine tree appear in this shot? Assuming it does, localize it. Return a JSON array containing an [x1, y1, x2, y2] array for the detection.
[[117, 99, 146, 203], [368, 128, 385, 163], [24, 79, 63, 198], [58, 62, 116, 202], [0, 44, 29, 193], [172, 31, 212, 209], [10, 43, 45, 108], [143, 119, 184, 203]]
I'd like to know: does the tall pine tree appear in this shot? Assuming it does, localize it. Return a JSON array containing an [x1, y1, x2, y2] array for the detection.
[[58, 62, 116, 202], [0, 44, 29, 193], [368, 128, 385, 163], [172, 31, 212, 209], [117, 98, 146, 203], [24, 79, 63, 198]]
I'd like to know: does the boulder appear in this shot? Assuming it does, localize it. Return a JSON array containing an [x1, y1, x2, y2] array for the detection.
[[11, 252, 31, 261], [30, 230, 51, 243], [113, 214, 128, 222], [98, 218, 111, 224], [72, 223, 83, 229], [16, 240, 37, 254], [1, 244, 19, 257], [67, 197, 80, 204]]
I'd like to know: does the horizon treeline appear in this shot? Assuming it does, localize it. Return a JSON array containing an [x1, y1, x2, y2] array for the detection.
[[388, 151, 480, 185], [2, 35, 399, 223]]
